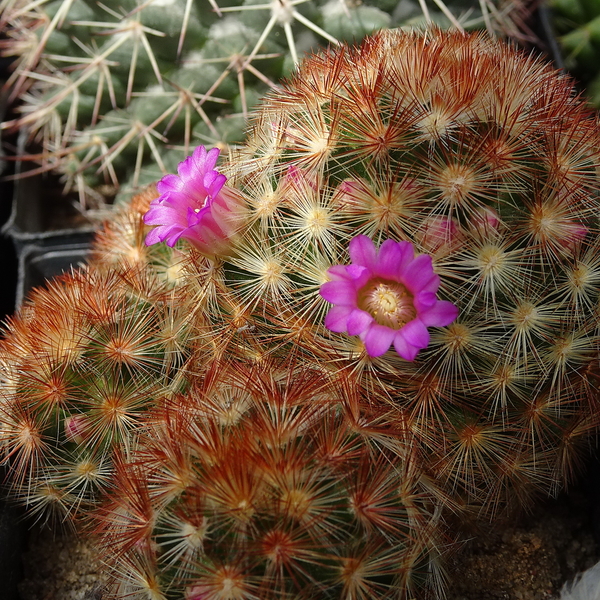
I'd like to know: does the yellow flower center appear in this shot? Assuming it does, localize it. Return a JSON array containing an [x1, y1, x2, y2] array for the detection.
[[357, 278, 416, 329]]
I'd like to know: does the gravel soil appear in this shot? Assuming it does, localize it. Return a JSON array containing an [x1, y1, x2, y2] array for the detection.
[[446, 487, 600, 600]]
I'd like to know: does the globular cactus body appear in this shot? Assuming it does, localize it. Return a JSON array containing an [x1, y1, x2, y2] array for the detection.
[[0, 215, 197, 521], [98, 359, 448, 600], [194, 28, 600, 516]]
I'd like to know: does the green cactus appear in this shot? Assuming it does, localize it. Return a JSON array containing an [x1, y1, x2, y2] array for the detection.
[[1, 0, 523, 214]]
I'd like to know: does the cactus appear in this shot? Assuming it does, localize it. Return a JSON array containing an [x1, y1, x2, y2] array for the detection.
[[1, 0, 523, 214], [0, 213, 197, 521], [1, 189, 454, 599], [3, 26, 600, 600], [146, 27, 600, 519]]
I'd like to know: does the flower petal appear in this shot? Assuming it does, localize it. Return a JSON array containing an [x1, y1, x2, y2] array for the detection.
[[157, 173, 184, 194], [349, 235, 377, 270], [163, 228, 185, 247], [402, 254, 437, 294], [421, 274, 440, 294], [414, 291, 437, 312], [362, 323, 396, 357], [346, 264, 371, 287], [327, 265, 353, 281], [376, 239, 404, 278], [177, 155, 195, 180], [395, 241, 414, 277], [200, 146, 220, 171], [324, 305, 353, 332], [400, 318, 430, 349], [420, 300, 459, 327], [144, 205, 184, 226], [203, 170, 227, 195], [347, 309, 373, 336], [393, 331, 420, 361], [145, 227, 164, 246], [320, 281, 358, 305]]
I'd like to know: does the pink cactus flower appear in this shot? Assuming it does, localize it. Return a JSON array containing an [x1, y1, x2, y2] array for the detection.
[[320, 235, 459, 360], [144, 145, 246, 256]]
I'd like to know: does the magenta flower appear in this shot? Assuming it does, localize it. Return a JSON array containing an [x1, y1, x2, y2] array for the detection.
[[144, 145, 246, 256], [320, 235, 459, 360]]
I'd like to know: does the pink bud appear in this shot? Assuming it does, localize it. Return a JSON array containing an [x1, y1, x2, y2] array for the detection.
[[284, 165, 319, 191], [335, 179, 365, 201], [472, 206, 500, 232], [418, 216, 463, 254], [64, 415, 90, 444], [560, 222, 588, 250], [186, 588, 210, 600]]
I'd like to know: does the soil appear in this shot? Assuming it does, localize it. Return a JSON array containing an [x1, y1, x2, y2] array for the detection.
[[19, 526, 108, 600], [446, 488, 600, 600]]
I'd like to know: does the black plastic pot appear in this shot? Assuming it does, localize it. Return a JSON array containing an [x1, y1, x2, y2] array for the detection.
[[15, 243, 91, 308], [2, 134, 95, 308]]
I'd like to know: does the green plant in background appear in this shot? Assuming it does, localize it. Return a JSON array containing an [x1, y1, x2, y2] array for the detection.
[[3, 24, 600, 600], [549, 0, 600, 106], [1, 0, 525, 217]]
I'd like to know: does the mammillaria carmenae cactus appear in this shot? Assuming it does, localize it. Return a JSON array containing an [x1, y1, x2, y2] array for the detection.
[[2, 26, 600, 600], [149, 27, 600, 517], [96, 356, 451, 599], [0, 198, 198, 521]]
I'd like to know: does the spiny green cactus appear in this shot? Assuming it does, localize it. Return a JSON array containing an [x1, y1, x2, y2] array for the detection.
[[549, 0, 600, 106], [1, 0, 523, 213]]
